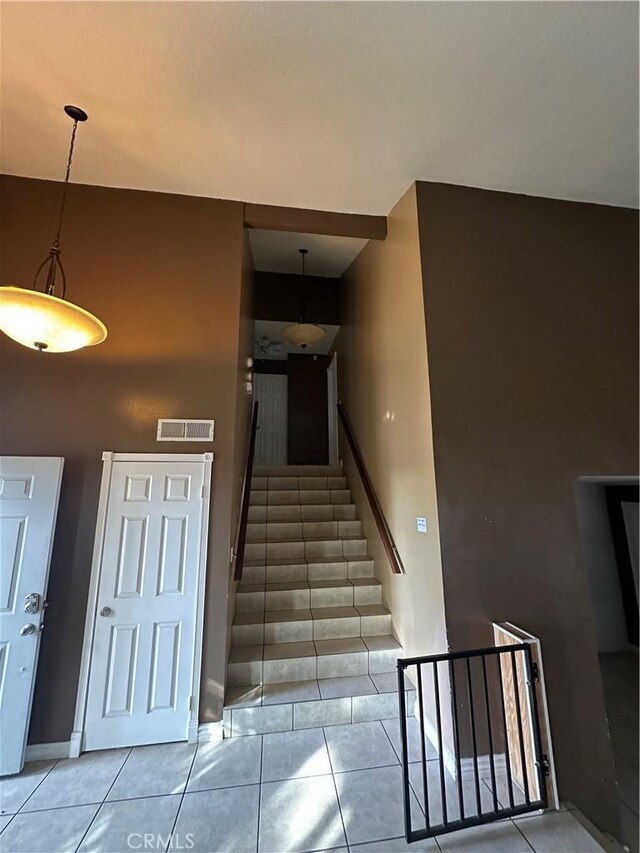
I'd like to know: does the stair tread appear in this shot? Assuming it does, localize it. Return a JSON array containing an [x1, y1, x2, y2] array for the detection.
[[250, 488, 350, 494], [225, 671, 413, 709], [264, 609, 313, 623], [247, 535, 366, 545], [311, 605, 360, 620], [233, 604, 390, 627], [253, 465, 344, 476], [315, 637, 368, 655], [242, 555, 373, 568], [238, 578, 381, 593], [229, 634, 400, 664]]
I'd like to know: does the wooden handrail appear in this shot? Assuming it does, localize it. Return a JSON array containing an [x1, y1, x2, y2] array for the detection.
[[231, 401, 259, 582], [336, 400, 405, 575]]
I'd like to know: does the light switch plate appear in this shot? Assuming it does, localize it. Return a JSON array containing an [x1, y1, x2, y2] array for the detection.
[[416, 517, 427, 533]]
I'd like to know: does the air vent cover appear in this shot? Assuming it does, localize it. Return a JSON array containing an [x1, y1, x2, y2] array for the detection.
[[156, 419, 215, 442]]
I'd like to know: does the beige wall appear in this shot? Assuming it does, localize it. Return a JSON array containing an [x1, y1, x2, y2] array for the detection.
[[334, 184, 448, 662], [222, 232, 256, 683], [0, 175, 246, 738]]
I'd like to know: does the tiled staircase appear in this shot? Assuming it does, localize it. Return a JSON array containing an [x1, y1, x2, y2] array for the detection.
[[223, 464, 414, 737]]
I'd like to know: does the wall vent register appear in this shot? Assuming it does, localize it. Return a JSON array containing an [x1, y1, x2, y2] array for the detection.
[[156, 419, 215, 442]]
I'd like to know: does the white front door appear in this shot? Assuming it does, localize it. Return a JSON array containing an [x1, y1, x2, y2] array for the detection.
[[254, 373, 288, 466], [83, 457, 207, 751], [0, 456, 63, 776]]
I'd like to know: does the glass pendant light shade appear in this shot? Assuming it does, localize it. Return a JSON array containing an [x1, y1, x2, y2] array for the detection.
[[281, 322, 326, 348], [0, 105, 108, 354], [0, 287, 107, 352]]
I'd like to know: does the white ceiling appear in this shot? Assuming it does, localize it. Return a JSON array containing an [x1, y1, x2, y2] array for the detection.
[[1, 2, 637, 213], [249, 230, 367, 277], [254, 320, 339, 360]]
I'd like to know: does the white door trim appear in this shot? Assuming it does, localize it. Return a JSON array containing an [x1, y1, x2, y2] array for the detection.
[[327, 353, 339, 466], [492, 621, 560, 810], [70, 451, 213, 758]]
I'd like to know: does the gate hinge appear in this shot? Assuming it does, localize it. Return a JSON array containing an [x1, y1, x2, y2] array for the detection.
[[542, 754, 550, 776], [531, 661, 540, 681], [189, 696, 194, 711]]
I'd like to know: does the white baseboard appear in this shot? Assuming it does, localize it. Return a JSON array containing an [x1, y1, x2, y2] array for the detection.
[[197, 722, 225, 743], [460, 753, 507, 780], [28, 726, 221, 760], [422, 714, 458, 779], [25, 741, 71, 762], [69, 730, 82, 758], [413, 697, 507, 783]]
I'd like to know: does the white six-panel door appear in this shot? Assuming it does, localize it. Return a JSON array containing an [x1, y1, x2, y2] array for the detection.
[[82, 457, 208, 751], [0, 456, 64, 776], [254, 373, 288, 465]]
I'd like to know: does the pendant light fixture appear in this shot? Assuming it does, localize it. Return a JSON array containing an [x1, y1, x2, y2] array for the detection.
[[0, 106, 107, 353], [281, 248, 326, 349]]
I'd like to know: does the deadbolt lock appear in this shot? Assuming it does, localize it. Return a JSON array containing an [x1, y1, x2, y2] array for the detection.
[[24, 593, 41, 614]]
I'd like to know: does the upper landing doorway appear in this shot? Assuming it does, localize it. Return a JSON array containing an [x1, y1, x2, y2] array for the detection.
[[249, 230, 361, 468]]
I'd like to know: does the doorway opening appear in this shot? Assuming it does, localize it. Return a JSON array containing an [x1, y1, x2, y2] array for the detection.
[[575, 476, 639, 849], [248, 230, 366, 467]]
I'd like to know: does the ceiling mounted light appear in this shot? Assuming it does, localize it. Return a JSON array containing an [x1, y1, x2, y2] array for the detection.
[[0, 106, 107, 353], [281, 249, 326, 350]]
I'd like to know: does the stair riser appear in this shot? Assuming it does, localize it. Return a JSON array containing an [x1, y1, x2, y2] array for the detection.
[[250, 490, 351, 507], [246, 520, 362, 541], [240, 560, 375, 584], [232, 613, 392, 646], [235, 585, 382, 612], [228, 648, 400, 687], [223, 690, 416, 737], [253, 465, 343, 477], [248, 504, 357, 523], [251, 476, 347, 491], [236, 586, 382, 613], [244, 539, 368, 562]]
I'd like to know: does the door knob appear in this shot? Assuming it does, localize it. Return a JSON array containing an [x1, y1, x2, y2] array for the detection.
[[19, 624, 36, 636], [99, 606, 113, 617]]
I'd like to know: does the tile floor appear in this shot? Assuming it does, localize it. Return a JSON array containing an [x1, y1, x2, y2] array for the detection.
[[0, 719, 608, 853]]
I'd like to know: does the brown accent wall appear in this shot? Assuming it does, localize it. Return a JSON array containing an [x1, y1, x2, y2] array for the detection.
[[255, 271, 340, 325], [0, 175, 246, 740], [416, 181, 639, 835], [287, 354, 330, 464]]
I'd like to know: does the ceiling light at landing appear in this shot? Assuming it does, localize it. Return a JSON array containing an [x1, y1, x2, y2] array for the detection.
[[0, 106, 107, 353], [281, 248, 326, 350], [281, 322, 327, 348]]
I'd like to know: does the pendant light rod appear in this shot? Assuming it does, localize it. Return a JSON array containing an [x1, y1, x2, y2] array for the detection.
[[33, 105, 88, 300], [54, 106, 87, 246], [298, 248, 308, 322], [282, 248, 326, 350]]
